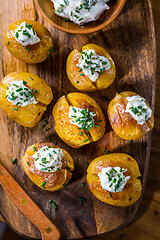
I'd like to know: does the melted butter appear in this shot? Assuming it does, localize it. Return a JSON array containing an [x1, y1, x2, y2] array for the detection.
[[98, 167, 130, 193], [51, 0, 110, 25]]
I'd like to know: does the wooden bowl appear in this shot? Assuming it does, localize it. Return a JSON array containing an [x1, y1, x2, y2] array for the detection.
[[34, 0, 126, 34]]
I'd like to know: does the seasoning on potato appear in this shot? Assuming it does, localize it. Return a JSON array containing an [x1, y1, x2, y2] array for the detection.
[[0, 72, 53, 127], [4, 19, 53, 63], [66, 44, 116, 91], [21, 142, 74, 191], [87, 153, 141, 206], [52, 92, 106, 148], [108, 91, 154, 140]]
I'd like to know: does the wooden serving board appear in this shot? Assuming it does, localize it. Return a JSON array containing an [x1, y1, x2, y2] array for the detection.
[[0, 0, 156, 239]]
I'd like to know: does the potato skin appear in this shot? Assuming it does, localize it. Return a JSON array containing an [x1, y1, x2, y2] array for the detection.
[[87, 153, 141, 206], [52, 93, 106, 148], [4, 19, 53, 63], [21, 142, 74, 191], [0, 72, 53, 127], [66, 44, 116, 91], [108, 91, 154, 140]]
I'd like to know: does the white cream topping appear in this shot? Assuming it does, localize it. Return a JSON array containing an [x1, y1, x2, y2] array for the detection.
[[33, 146, 63, 172], [51, 0, 109, 25], [14, 21, 40, 46], [125, 95, 152, 125], [98, 167, 130, 193], [68, 106, 96, 131], [6, 80, 37, 107], [76, 49, 111, 82]]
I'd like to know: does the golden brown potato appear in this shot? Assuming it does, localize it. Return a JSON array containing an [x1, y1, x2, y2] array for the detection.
[[87, 153, 141, 206], [52, 92, 106, 148], [21, 142, 74, 191], [0, 72, 53, 127], [108, 91, 154, 140], [4, 19, 53, 63], [66, 44, 116, 91]]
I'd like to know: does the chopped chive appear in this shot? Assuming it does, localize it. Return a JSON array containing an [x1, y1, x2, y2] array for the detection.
[[85, 162, 89, 165], [81, 182, 85, 186], [80, 73, 84, 76], [15, 32, 19, 38], [74, 14, 79, 19], [23, 81, 27, 85], [79, 197, 86, 205], [109, 183, 113, 187], [80, 210, 85, 213], [70, 11, 73, 16], [80, 131, 83, 136], [63, 183, 67, 187], [46, 128, 50, 132], [129, 140, 133, 144], [58, 9, 63, 13], [113, 178, 116, 183], [13, 108, 18, 111], [12, 157, 17, 164], [57, 168, 61, 171], [41, 181, 46, 189], [104, 96, 109, 101], [26, 47, 30, 50], [49, 199, 52, 203], [63, 18, 69, 21], [7, 41, 10, 45], [104, 151, 109, 155], [54, 141, 57, 145], [72, 107, 76, 113], [95, 125, 99, 127], [33, 146, 36, 152], [34, 90, 38, 94], [65, 166, 70, 170], [53, 9, 56, 12], [112, 168, 117, 173], [77, 81, 79, 84], [79, 17, 83, 21], [53, 150, 57, 154], [109, 192, 112, 198], [51, 202, 58, 209], [120, 167, 122, 172], [84, 139, 90, 143], [103, 147, 107, 153], [27, 162, 30, 166]]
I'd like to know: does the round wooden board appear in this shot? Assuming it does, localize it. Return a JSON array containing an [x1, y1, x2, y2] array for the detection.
[[0, 0, 156, 239]]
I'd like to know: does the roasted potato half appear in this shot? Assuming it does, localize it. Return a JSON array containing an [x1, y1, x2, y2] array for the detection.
[[4, 19, 53, 63], [66, 44, 116, 91], [21, 142, 74, 191], [108, 91, 154, 140], [52, 92, 106, 148], [0, 72, 53, 127], [87, 153, 141, 206]]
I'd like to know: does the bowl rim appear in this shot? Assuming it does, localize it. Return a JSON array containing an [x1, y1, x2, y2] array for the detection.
[[34, 0, 126, 34]]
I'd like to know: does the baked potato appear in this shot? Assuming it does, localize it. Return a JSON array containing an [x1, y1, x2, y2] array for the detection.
[[52, 92, 106, 148], [108, 91, 154, 140], [21, 142, 74, 191], [66, 44, 116, 91], [0, 72, 53, 127], [4, 19, 53, 63], [87, 153, 141, 206]]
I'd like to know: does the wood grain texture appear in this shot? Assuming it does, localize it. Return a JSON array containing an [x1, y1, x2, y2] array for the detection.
[[0, 0, 156, 239], [34, 0, 126, 34]]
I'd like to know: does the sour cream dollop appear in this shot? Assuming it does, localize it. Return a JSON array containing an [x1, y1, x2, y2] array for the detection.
[[98, 167, 130, 193], [14, 21, 40, 46], [76, 49, 111, 82], [51, 0, 110, 25], [33, 146, 63, 172], [68, 106, 96, 131], [125, 95, 152, 125], [6, 80, 37, 107]]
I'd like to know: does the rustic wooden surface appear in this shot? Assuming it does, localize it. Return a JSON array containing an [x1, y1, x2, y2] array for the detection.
[[0, 0, 157, 239]]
